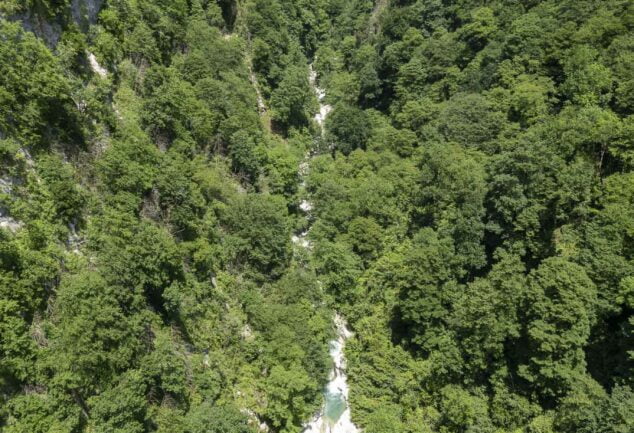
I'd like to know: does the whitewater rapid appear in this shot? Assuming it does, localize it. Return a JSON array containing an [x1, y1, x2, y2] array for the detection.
[[303, 314, 359, 433], [297, 66, 359, 433], [310, 66, 332, 134]]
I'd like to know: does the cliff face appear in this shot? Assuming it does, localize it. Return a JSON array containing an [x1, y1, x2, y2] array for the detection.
[[70, 0, 104, 29], [11, 0, 103, 46]]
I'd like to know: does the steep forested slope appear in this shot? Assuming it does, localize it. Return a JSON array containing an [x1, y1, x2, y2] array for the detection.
[[0, 1, 335, 431], [0, 1, 633, 433], [306, 1, 634, 432]]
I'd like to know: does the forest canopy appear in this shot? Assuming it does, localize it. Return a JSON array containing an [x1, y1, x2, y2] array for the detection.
[[0, 1, 633, 433]]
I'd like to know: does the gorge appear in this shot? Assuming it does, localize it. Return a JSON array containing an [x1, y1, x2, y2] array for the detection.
[[0, 1, 633, 433]]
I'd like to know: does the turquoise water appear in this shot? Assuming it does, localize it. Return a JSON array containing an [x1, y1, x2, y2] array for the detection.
[[324, 391, 346, 423]]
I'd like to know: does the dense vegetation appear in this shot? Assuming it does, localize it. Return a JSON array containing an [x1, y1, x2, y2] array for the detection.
[[0, 1, 633, 432], [308, 1, 634, 432], [0, 1, 332, 431]]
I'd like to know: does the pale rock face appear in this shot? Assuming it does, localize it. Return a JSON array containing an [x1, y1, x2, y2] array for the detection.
[[71, 0, 104, 28], [18, 148, 34, 167], [249, 67, 266, 114], [13, 12, 62, 46], [241, 324, 254, 340], [0, 178, 15, 195], [0, 206, 22, 233], [12, 0, 104, 46], [0, 177, 22, 233], [0, 218, 22, 232], [88, 52, 108, 78], [299, 160, 311, 177], [240, 408, 269, 432]]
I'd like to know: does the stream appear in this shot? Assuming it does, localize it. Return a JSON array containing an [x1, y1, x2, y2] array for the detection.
[[302, 314, 359, 433], [296, 66, 359, 433]]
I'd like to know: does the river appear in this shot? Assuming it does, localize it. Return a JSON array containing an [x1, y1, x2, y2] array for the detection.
[[294, 66, 359, 433]]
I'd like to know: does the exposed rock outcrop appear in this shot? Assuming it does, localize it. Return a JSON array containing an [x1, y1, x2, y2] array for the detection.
[[11, 0, 104, 46]]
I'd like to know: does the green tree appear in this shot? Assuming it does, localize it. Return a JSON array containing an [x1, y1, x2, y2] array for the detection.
[[325, 103, 371, 155], [263, 365, 317, 433], [451, 252, 526, 382], [87, 371, 148, 433], [437, 93, 506, 151], [520, 257, 597, 402], [270, 65, 315, 132], [184, 403, 254, 433], [390, 229, 458, 353], [438, 385, 493, 433], [222, 194, 291, 278], [414, 143, 487, 270], [37, 155, 86, 225], [44, 271, 146, 398], [562, 45, 613, 107], [0, 20, 81, 147]]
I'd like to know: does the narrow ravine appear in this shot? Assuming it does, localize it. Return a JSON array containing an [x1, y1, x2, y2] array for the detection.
[[303, 314, 359, 433], [295, 66, 359, 433]]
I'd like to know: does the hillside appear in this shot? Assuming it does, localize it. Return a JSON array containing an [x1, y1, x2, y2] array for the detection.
[[0, 1, 633, 433]]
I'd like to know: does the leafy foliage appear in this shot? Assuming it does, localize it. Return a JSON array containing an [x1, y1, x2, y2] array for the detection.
[[2, 0, 634, 432]]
